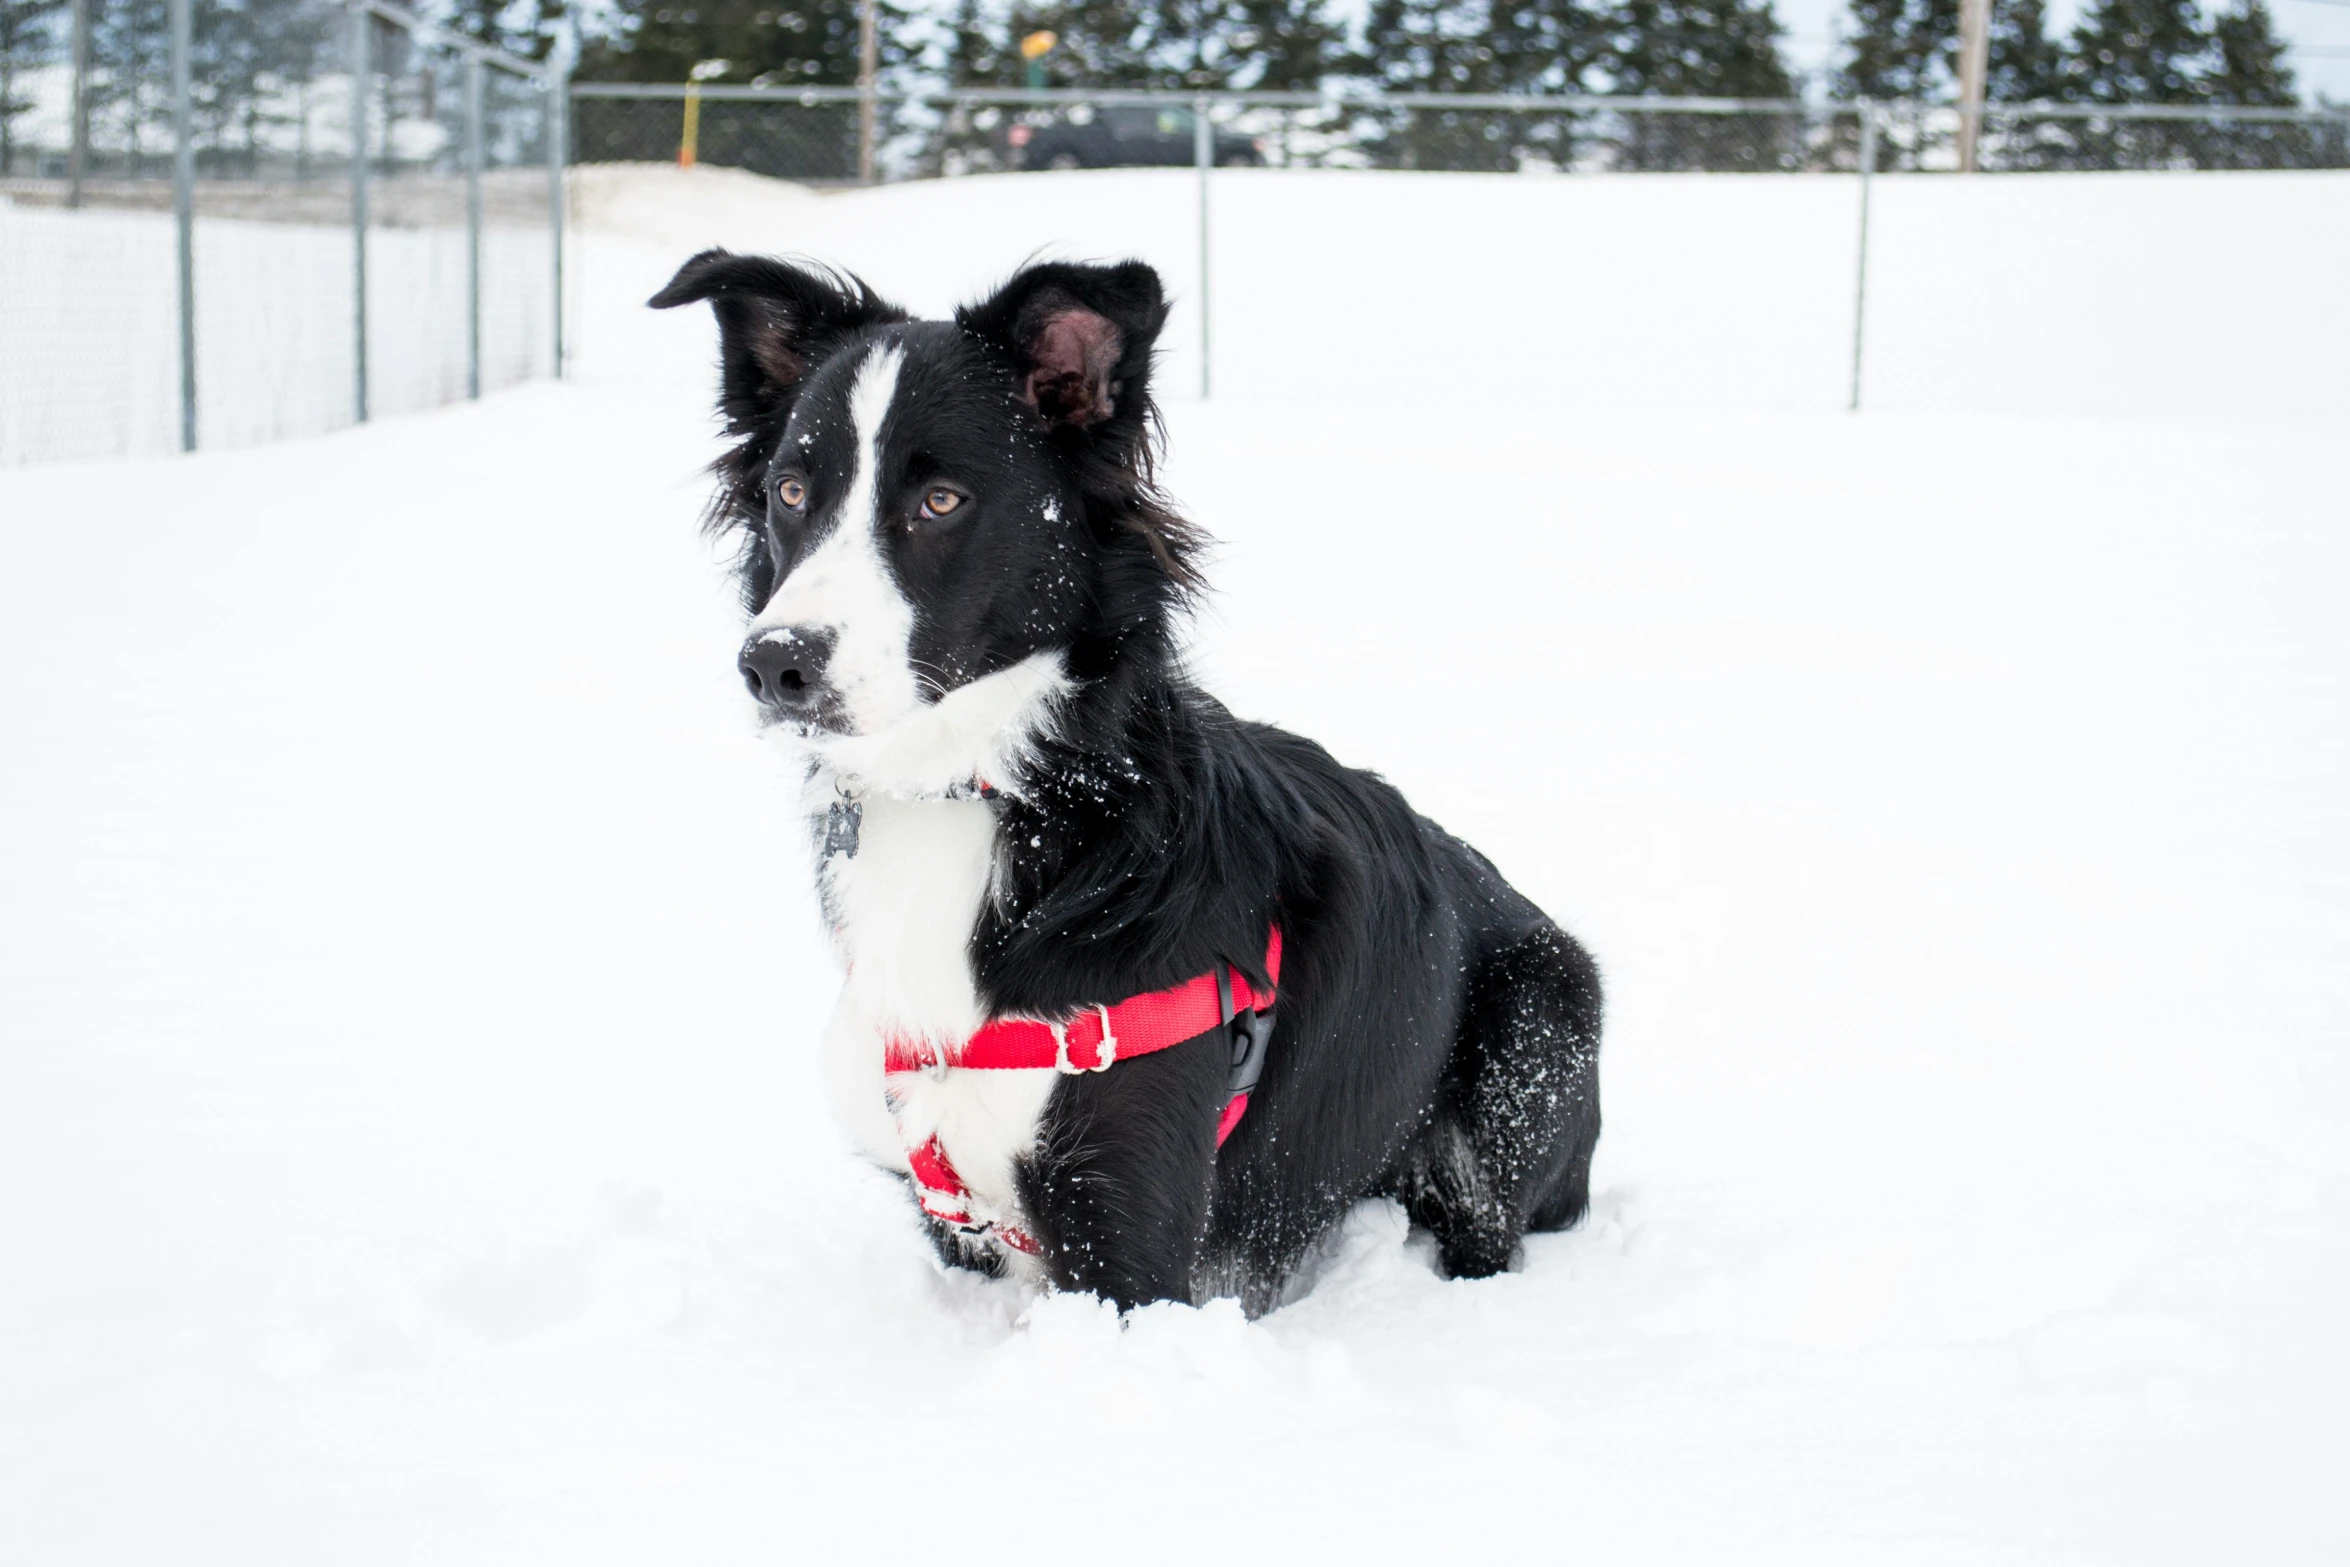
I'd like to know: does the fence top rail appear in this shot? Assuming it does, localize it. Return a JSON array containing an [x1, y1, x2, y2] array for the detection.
[[571, 84, 1813, 114], [358, 0, 557, 84], [1954, 99, 2350, 123], [567, 80, 2350, 124], [568, 83, 1809, 112]]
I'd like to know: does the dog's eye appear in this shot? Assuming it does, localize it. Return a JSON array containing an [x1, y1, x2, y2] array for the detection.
[[921, 487, 966, 519], [775, 476, 808, 511]]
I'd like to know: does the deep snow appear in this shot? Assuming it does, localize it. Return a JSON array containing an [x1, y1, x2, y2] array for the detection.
[[3, 167, 2348, 1565]]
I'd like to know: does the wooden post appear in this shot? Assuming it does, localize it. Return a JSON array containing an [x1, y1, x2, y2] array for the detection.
[[1956, 0, 1991, 173], [857, 0, 878, 185]]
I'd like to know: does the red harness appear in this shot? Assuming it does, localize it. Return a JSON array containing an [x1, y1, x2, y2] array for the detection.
[[884, 927, 1282, 1255]]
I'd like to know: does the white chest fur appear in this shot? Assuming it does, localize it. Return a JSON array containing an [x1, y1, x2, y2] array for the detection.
[[813, 789, 1057, 1233]]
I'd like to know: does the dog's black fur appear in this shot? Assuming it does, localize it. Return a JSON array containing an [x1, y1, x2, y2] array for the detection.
[[653, 249, 1603, 1313]]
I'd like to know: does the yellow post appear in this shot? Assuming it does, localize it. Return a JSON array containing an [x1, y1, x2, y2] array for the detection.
[[681, 60, 728, 171], [1019, 29, 1056, 90]]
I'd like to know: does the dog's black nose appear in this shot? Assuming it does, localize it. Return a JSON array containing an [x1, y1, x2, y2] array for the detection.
[[739, 628, 835, 713]]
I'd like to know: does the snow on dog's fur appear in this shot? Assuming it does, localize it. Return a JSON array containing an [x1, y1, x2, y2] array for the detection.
[[652, 251, 1604, 1310]]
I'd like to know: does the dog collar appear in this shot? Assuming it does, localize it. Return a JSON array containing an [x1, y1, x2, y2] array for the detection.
[[885, 926, 1283, 1255], [821, 776, 999, 861]]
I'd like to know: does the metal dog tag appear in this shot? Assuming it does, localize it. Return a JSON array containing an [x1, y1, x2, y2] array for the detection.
[[823, 798, 863, 859]]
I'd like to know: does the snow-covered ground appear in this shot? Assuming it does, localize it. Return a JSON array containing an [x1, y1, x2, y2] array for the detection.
[[3, 167, 2347, 1564], [567, 162, 2350, 417]]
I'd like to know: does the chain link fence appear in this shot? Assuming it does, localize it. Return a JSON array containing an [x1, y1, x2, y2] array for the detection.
[[567, 85, 2350, 184], [1, 0, 564, 467], [12, 65, 2348, 464]]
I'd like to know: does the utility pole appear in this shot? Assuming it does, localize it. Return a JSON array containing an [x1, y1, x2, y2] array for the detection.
[[66, 0, 89, 207], [856, 0, 877, 185], [1956, 0, 1991, 172]]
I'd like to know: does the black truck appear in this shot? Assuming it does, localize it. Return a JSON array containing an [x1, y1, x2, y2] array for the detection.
[[1009, 105, 1265, 170]]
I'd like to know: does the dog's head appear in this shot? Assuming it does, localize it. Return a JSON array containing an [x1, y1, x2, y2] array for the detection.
[[651, 251, 1200, 793]]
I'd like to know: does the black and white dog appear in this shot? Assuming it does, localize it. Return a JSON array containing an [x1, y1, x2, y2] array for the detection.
[[653, 251, 1602, 1313]]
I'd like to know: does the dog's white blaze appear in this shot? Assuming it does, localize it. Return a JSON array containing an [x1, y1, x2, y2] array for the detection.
[[748, 343, 922, 738], [802, 653, 1073, 1259]]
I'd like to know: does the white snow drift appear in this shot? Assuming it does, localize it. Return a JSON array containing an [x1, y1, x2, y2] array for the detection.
[[2, 166, 2347, 1565]]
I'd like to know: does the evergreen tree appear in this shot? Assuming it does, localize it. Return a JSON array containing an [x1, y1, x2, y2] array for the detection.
[[1361, 0, 1515, 94], [1604, 0, 1793, 96], [997, 0, 1151, 85], [1989, 0, 2065, 101], [1834, 0, 1956, 101], [1220, 0, 1340, 89], [1603, 0, 1795, 169], [574, 0, 915, 178], [2202, 0, 2305, 164], [450, 0, 515, 52], [2067, 0, 2210, 164], [1144, 0, 1240, 86], [938, 0, 1336, 90], [443, 0, 565, 59], [2206, 0, 2294, 104], [0, 0, 65, 176], [87, 0, 173, 171], [1361, 0, 1506, 169], [2067, 0, 2209, 103], [1985, 0, 2072, 166], [942, 0, 1004, 82], [576, 0, 911, 86], [174, 0, 330, 175], [1358, 0, 1605, 169]]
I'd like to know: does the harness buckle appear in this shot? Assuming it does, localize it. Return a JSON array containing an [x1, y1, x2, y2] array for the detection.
[[1218, 960, 1274, 1101], [1050, 1004, 1119, 1073]]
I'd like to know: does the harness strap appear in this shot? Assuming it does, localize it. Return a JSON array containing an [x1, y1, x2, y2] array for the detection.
[[883, 926, 1283, 1255], [882, 927, 1281, 1075]]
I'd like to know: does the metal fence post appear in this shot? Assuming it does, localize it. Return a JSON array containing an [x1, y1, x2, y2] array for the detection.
[[549, 51, 569, 381], [1849, 99, 1875, 414], [1194, 94, 1211, 400], [170, 0, 195, 452], [466, 53, 483, 401], [350, 1, 370, 423]]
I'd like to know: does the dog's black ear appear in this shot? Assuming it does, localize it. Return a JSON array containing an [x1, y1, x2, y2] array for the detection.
[[957, 261, 1168, 433], [649, 249, 904, 436], [958, 260, 1203, 593]]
